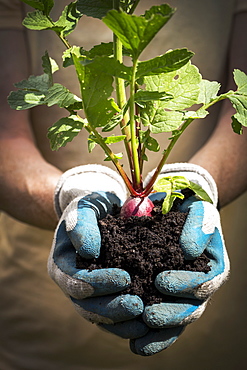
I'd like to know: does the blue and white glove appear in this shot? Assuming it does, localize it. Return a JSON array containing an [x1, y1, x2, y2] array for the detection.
[[48, 165, 145, 327], [126, 163, 230, 355]]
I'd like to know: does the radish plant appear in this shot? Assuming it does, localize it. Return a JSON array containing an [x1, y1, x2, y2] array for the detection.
[[8, 0, 247, 216]]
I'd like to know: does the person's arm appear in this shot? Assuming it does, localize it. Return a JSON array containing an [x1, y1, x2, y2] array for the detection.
[[0, 29, 62, 229], [190, 11, 247, 207]]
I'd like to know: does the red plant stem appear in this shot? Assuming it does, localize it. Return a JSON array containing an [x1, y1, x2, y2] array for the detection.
[[143, 118, 194, 197]]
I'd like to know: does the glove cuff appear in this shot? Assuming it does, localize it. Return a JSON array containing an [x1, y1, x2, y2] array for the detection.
[[54, 164, 127, 217], [145, 163, 218, 207]]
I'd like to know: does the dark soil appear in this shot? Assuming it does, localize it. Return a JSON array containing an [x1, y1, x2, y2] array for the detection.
[[76, 192, 210, 306]]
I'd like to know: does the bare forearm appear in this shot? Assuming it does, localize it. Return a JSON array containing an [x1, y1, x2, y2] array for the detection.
[[0, 29, 62, 229], [0, 133, 62, 229]]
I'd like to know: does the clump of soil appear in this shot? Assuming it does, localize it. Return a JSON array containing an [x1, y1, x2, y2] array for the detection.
[[76, 193, 210, 306]]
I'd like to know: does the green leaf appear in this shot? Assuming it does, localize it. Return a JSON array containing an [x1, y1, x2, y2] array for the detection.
[[140, 62, 202, 129], [7, 89, 46, 110], [103, 5, 175, 59], [20, 0, 54, 15], [47, 115, 84, 150], [76, 0, 113, 19], [62, 46, 83, 67], [44, 83, 82, 108], [184, 109, 209, 120], [86, 56, 132, 82], [8, 74, 50, 110], [22, 10, 54, 30], [228, 94, 247, 126], [85, 42, 114, 58], [104, 135, 126, 144], [140, 131, 160, 152], [141, 106, 184, 133], [54, 2, 83, 37], [42, 51, 58, 86], [102, 111, 123, 132], [233, 69, 247, 94], [231, 116, 243, 134], [197, 79, 221, 105], [134, 90, 173, 103], [153, 176, 213, 214], [136, 49, 194, 80], [88, 135, 97, 153], [42, 51, 59, 76], [188, 181, 213, 203], [73, 53, 120, 128]]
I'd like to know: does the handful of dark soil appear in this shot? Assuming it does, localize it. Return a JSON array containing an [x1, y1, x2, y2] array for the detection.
[[76, 196, 211, 306]]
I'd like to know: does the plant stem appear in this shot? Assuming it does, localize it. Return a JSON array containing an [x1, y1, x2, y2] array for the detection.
[[129, 58, 142, 191], [113, 34, 134, 173], [84, 118, 137, 195], [143, 118, 193, 196]]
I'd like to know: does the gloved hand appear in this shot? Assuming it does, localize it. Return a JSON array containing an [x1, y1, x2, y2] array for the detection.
[[48, 164, 145, 327], [128, 163, 230, 355]]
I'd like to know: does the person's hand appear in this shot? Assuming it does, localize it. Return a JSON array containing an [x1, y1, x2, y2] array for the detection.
[[101, 163, 229, 356], [48, 165, 145, 327]]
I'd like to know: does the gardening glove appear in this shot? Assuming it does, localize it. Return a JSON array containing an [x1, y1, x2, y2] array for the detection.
[[126, 162, 229, 356], [48, 164, 145, 326]]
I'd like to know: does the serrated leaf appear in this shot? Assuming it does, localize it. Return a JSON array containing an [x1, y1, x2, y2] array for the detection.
[[47, 115, 84, 150], [54, 2, 82, 37], [76, 0, 113, 19], [8, 90, 46, 110], [142, 62, 202, 126], [228, 94, 247, 126], [14, 73, 50, 93], [197, 79, 221, 105], [103, 5, 175, 59], [22, 10, 54, 30], [136, 49, 194, 80], [233, 69, 247, 94], [141, 107, 184, 133], [44, 83, 81, 108], [8, 74, 50, 110]]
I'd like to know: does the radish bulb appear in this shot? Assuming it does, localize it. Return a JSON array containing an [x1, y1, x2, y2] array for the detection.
[[120, 196, 154, 218]]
